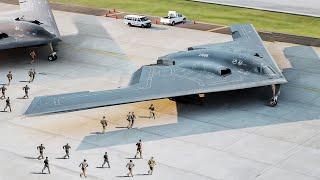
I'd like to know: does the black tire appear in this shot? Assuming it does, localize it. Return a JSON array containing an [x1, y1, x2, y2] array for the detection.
[[141, 24, 145, 28], [183, 18, 186, 21], [171, 21, 175, 26], [53, 55, 57, 60], [48, 55, 54, 61], [269, 99, 277, 107], [128, 23, 132, 27]]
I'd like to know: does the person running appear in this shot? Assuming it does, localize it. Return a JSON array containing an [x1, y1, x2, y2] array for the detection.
[[31, 69, 36, 82], [126, 160, 135, 177], [22, 85, 30, 99], [149, 104, 155, 119], [0, 85, 7, 99], [130, 112, 136, 128], [101, 152, 110, 168], [148, 157, 156, 175], [7, 71, 12, 86], [28, 69, 33, 83], [63, 143, 71, 159], [127, 112, 132, 129], [4, 97, 11, 112], [79, 159, 89, 178], [41, 157, 50, 174], [30, 50, 36, 64], [37, 144, 45, 160], [134, 139, 142, 159], [100, 116, 107, 134]]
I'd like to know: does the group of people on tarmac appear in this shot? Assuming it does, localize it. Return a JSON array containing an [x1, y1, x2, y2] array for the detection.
[[99, 104, 156, 133], [36, 143, 71, 174], [1, 68, 37, 112], [127, 111, 136, 129], [36, 139, 157, 178]]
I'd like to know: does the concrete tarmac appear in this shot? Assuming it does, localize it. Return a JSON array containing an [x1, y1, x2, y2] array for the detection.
[[0, 3, 320, 180]]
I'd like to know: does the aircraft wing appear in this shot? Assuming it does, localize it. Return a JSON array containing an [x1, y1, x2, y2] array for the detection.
[[25, 63, 286, 116], [25, 24, 287, 116]]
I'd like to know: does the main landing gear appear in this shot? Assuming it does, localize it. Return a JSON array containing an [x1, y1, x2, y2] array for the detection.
[[48, 43, 58, 61], [269, 84, 281, 107]]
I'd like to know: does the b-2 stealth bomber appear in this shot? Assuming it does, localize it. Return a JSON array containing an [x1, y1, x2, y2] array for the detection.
[[25, 24, 287, 116], [0, 0, 60, 61]]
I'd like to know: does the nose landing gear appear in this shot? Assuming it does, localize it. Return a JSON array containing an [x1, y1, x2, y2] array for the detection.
[[269, 84, 281, 107], [48, 51, 57, 61], [48, 43, 58, 61]]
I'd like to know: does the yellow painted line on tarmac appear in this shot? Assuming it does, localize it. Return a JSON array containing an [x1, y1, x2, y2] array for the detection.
[[286, 83, 320, 93], [207, 26, 228, 32]]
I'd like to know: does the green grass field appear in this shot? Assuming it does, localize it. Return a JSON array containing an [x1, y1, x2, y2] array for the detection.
[[51, 0, 320, 38]]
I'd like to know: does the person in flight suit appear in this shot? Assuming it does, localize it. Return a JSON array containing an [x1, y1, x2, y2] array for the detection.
[[126, 160, 135, 177], [149, 104, 155, 119], [127, 112, 132, 129], [101, 152, 110, 168], [30, 50, 36, 64], [42, 157, 50, 174], [28, 69, 33, 83], [63, 143, 71, 159], [130, 112, 136, 128], [134, 139, 143, 159], [31, 69, 36, 82], [4, 97, 11, 112], [22, 85, 30, 99], [37, 144, 45, 160], [79, 159, 89, 178], [148, 157, 156, 175], [7, 71, 12, 86], [0, 85, 7, 99], [100, 116, 107, 134]]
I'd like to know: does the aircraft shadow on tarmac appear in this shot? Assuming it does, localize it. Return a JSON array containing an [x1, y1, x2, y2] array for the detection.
[[76, 46, 320, 151]]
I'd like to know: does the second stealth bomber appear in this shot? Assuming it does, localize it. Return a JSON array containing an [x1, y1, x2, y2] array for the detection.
[[25, 24, 287, 116], [0, 0, 61, 61]]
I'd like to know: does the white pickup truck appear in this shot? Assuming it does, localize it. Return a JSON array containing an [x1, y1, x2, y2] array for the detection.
[[160, 11, 186, 26]]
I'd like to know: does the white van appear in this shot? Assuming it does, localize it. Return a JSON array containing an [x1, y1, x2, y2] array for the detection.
[[124, 15, 152, 28]]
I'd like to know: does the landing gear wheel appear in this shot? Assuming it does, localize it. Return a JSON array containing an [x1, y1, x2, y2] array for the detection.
[[269, 99, 278, 107], [53, 55, 57, 60], [48, 55, 54, 61]]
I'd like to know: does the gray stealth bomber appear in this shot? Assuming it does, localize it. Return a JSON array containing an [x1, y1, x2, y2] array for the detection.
[[25, 24, 287, 116], [0, 0, 60, 61]]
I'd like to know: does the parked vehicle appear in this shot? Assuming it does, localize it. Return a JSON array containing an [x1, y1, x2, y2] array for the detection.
[[160, 11, 186, 26], [124, 15, 152, 28]]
